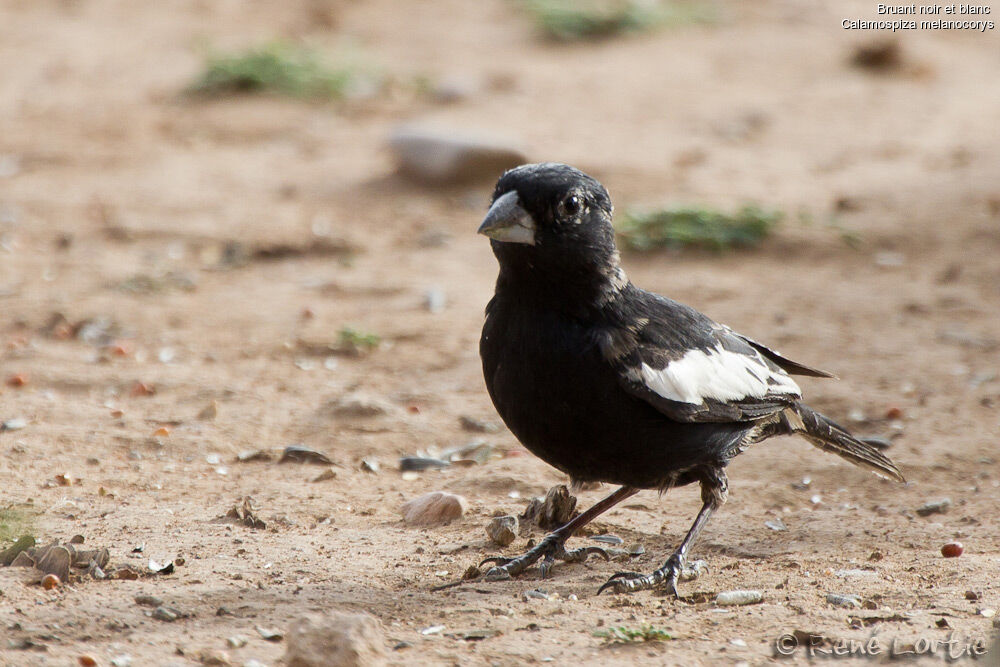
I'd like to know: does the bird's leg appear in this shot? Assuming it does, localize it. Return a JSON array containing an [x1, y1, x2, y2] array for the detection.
[[481, 485, 638, 581], [598, 467, 728, 596]]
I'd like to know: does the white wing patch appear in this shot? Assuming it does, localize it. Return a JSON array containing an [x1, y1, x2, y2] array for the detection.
[[638, 344, 801, 405]]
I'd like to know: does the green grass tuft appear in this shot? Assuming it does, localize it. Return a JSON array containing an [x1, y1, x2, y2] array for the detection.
[[521, 0, 713, 41], [617, 205, 780, 252], [0, 507, 35, 545], [188, 42, 365, 100], [595, 624, 673, 644], [338, 327, 380, 353]]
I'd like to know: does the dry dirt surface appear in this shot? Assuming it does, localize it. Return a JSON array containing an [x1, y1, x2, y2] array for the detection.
[[2, 1, 999, 665]]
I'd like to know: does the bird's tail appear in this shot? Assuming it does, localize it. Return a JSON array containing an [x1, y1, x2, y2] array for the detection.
[[782, 404, 905, 482]]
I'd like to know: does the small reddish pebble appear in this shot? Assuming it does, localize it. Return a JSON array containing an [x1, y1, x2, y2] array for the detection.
[[41, 573, 60, 590], [300, 307, 315, 319], [129, 381, 155, 397], [78, 655, 98, 667], [941, 542, 964, 558], [885, 406, 904, 420], [153, 426, 171, 437], [110, 409, 124, 418], [111, 343, 130, 357], [6, 373, 27, 387], [407, 405, 420, 414]]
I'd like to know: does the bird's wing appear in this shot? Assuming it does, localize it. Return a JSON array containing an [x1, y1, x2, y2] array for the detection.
[[599, 289, 814, 423]]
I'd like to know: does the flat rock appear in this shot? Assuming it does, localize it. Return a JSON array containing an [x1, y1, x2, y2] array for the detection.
[[388, 125, 526, 184], [400, 491, 467, 526], [284, 611, 387, 667]]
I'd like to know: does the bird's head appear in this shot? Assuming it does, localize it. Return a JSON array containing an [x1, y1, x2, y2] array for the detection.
[[478, 163, 625, 300]]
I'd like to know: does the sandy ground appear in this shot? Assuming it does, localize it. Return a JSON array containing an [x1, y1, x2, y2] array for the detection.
[[1, 1, 999, 665]]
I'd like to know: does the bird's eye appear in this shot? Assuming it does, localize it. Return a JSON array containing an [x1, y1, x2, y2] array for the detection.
[[558, 195, 582, 218]]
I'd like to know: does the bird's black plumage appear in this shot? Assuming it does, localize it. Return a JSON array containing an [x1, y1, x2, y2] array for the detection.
[[476, 162, 903, 594]]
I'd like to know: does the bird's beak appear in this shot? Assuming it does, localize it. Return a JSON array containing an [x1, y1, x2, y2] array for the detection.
[[477, 191, 536, 246]]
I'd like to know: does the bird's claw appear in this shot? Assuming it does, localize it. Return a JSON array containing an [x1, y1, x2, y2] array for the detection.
[[480, 534, 610, 582], [596, 557, 707, 596]]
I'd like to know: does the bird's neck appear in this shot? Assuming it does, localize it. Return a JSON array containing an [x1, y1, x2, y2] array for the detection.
[[495, 257, 629, 317]]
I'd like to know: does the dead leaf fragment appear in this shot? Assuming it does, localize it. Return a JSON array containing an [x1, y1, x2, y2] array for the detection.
[[222, 496, 267, 529], [521, 485, 578, 531]]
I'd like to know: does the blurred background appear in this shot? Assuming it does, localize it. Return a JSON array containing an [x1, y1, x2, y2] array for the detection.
[[1, 0, 998, 664]]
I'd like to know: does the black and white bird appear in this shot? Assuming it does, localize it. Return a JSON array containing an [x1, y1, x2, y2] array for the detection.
[[476, 162, 904, 595]]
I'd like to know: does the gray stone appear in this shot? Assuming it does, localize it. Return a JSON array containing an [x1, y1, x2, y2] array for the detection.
[[388, 125, 526, 184]]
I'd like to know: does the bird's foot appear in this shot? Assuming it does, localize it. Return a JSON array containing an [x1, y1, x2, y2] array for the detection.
[[596, 555, 707, 596], [480, 532, 610, 581]]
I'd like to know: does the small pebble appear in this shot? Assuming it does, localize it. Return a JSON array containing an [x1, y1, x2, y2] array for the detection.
[[421, 625, 445, 635], [134, 594, 163, 607], [78, 656, 98, 667], [279, 445, 332, 465], [424, 288, 446, 313], [388, 125, 526, 183], [399, 456, 449, 472], [835, 568, 879, 578], [400, 491, 466, 526], [458, 415, 497, 433], [41, 573, 60, 590], [764, 518, 787, 531], [885, 406, 903, 419], [152, 606, 180, 622], [941, 542, 963, 558], [485, 515, 518, 547], [874, 251, 905, 267], [227, 636, 248, 649], [716, 590, 763, 606], [1, 418, 28, 432], [197, 400, 219, 420], [523, 589, 549, 601], [916, 498, 951, 516], [256, 626, 283, 642], [198, 650, 231, 666], [826, 593, 861, 608]]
